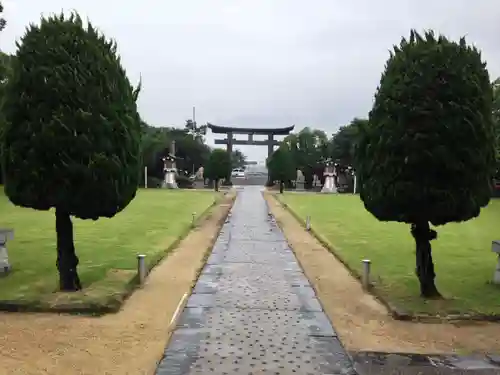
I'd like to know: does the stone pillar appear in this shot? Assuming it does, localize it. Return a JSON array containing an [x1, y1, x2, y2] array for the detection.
[[227, 132, 233, 184], [267, 134, 274, 185], [493, 241, 500, 284], [495, 256, 500, 284], [0, 229, 14, 276], [267, 134, 274, 159]]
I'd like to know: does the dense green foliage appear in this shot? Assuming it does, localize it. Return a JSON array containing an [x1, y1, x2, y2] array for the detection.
[[140, 121, 212, 184], [0, 1, 10, 185], [3, 13, 142, 220], [267, 147, 295, 185], [231, 149, 247, 169], [492, 78, 500, 161], [357, 30, 495, 226], [205, 148, 231, 190], [330, 118, 365, 167]]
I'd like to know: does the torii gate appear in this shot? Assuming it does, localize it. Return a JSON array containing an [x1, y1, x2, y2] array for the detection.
[[207, 123, 295, 183]]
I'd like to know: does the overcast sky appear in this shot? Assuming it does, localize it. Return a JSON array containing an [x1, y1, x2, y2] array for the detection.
[[2, 0, 500, 161]]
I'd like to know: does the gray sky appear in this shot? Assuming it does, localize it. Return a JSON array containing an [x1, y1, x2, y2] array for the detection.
[[2, 0, 500, 161]]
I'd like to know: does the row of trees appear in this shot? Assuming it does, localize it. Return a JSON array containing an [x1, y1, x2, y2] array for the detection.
[[267, 119, 365, 189], [269, 31, 499, 300], [0, 9, 243, 291]]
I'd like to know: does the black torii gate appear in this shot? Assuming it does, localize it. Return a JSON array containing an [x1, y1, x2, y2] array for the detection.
[[207, 123, 295, 183]]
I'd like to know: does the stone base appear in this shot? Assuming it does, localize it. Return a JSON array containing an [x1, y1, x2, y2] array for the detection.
[[321, 176, 337, 193], [193, 180, 205, 189], [0, 265, 11, 277], [164, 182, 178, 189], [0, 245, 11, 276], [164, 171, 178, 189], [494, 255, 500, 284]]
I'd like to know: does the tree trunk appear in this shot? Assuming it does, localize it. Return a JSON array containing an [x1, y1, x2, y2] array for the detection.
[[279, 180, 284, 194], [56, 209, 82, 291], [410, 221, 441, 298], [214, 179, 219, 192]]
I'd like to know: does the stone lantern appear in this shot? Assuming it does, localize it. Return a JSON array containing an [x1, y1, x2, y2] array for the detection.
[[321, 158, 338, 194], [162, 154, 178, 189]]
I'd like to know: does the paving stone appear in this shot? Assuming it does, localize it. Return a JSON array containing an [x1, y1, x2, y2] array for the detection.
[[200, 262, 302, 276], [351, 352, 500, 375], [187, 285, 321, 311], [194, 272, 311, 294], [159, 310, 353, 374], [221, 240, 297, 264], [176, 307, 338, 337], [486, 354, 500, 366]]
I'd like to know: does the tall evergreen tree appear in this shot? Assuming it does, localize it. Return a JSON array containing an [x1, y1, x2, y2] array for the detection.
[[356, 30, 496, 298], [2, 13, 142, 291]]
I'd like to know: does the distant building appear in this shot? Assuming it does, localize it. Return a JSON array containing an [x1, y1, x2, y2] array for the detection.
[[245, 163, 268, 175]]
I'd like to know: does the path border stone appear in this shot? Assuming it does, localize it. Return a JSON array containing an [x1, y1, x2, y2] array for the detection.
[[351, 351, 500, 374]]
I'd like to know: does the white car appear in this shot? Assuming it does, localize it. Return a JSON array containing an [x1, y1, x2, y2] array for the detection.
[[231, 168, 245, 178]]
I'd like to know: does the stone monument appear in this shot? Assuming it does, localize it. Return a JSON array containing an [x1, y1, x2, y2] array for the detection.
[[0, 229, 14, 276], [321, 160, 337, 193], [163, 141, 178, 189], [296, 169, 305, 190]]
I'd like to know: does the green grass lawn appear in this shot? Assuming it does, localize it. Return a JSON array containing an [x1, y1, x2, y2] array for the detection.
[[280, 193, 500, 317], [0, 189, 218, 311]]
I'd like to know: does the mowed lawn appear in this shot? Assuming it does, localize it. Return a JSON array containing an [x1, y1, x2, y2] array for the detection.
[[281, 193, 500, 316], [0, 189, 218, 305]]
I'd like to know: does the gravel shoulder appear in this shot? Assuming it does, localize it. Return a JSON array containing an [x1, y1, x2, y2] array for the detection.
[[0, 192, 235, 375]]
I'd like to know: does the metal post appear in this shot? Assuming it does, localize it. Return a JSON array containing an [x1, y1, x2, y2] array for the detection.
[[353, 174, 357, 194], [305, 215, 311, 231], [144, 166, 148, 188], [137, 254, 146, 286], [362, 259, 371, 290]]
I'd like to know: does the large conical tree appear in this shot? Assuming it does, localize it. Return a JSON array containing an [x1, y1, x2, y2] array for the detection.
[[356, 30, 496, 298], [2, 12, 142, 291]]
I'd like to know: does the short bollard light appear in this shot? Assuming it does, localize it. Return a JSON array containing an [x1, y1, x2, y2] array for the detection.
[[362, 259, 371, 290], [137, 254, 146, 286], [192, 212, 197, 227], [305, 215, 311, 231]]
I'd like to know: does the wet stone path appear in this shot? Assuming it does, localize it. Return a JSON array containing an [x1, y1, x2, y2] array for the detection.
[[155, 187, 357, 375]]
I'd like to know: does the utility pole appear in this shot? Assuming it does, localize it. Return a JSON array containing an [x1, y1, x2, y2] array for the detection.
[[192, 106, 196, 175]]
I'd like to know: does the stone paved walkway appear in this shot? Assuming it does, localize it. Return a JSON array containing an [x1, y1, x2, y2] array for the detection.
[[155, 187, 357, 375]]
